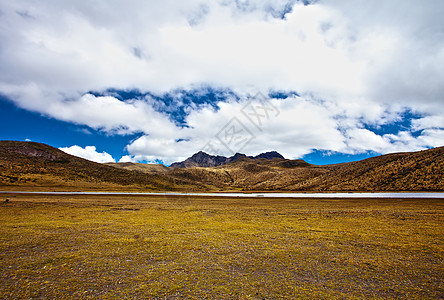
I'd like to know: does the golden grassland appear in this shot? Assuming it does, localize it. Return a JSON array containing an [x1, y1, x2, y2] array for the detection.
[[0, 194, 442, 299]]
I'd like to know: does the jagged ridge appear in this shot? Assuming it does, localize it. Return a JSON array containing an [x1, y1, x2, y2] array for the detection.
[[170, 151, 284, 168]]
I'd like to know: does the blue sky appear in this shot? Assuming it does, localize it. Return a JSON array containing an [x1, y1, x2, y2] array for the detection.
[[0, 0, 443, 165], [0, 90, 379, 165]]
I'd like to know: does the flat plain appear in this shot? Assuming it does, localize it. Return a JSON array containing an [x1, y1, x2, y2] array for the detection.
[[0, 194, 442, 299]]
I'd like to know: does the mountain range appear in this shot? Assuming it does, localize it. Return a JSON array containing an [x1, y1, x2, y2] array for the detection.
[[169, 151, 284, 168], [0, 141, 443, 192]]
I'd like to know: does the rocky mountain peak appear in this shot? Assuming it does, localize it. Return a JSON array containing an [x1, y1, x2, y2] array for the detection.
[[170, 151, 285, 168]]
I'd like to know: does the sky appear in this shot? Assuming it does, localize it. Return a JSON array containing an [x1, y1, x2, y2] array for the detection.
[[0, 0, 443, 165]]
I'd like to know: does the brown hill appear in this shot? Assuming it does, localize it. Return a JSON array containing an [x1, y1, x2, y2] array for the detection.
[[169, 156, 329, 191], [290, 147, 444, 192], [104, 162, 168, 173], [168, 147, 444, 192], [0, 141, 205, 191]]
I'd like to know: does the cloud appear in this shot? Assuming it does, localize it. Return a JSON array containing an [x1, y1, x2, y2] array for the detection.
[[0, 0, 443, 163], [125, 92, 443, 164], [0, 0, 415, 97], [118, 155, 137, 163], [327, 0, 444, 110], [0, 87, 178, 136], [412, 116, 444, 131], [59, 145, 115, 163]]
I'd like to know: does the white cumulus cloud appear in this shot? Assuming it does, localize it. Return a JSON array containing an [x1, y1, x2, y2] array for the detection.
[[118, 155, 138, 163], [59, 145, 115, 163]]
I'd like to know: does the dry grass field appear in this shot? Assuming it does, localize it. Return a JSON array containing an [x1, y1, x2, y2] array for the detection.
[[0, 194, 442, 299]]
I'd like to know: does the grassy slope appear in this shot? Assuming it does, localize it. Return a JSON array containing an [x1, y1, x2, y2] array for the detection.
[[104, 162, 168, 174], [0, 141, 206, 191], [170, 158, 329, 191], [292, 146, 444, 191], [0, 194, 442, 299], [171, 147, 444, 191]]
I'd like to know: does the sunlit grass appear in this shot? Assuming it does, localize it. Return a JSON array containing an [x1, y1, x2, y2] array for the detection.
[[0, 195, 442, 299]]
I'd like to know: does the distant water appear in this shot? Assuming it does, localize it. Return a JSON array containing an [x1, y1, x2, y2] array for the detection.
[[1, 191, 443, 198]]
